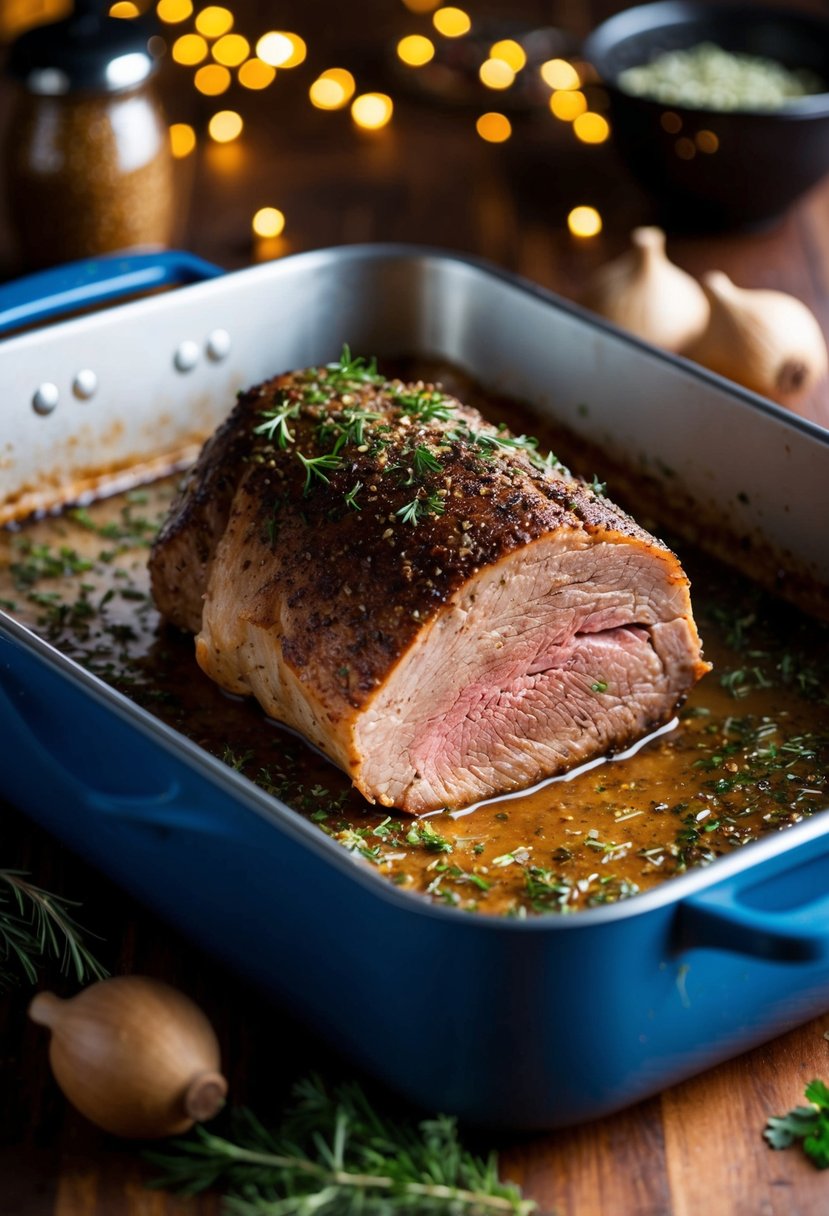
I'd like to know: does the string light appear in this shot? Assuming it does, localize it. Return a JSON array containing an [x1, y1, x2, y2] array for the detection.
[[402, 0, 440, 10], [256, 32, 306, 68], [573, 111, 610, 144], [321, 68, 355, 97], [432, 7, 471, 37], [169, 122, 196, 157], [351, 93, 393, 130], [541, 58, 580, 90], [195, 63, 231, 94], [489, 40, 526, 72], [479, 59, 515, 90], [310, 68, 355, 109], [172, 33, 208, 65], [195, 6, 233, 38], [238, 59, 276, 90], [252, 207, 286, 238], [208, 109, 243, 142], [212, 33, 250, 67], [696, 129, 719, 153], [476, 112, 511, 143], [397, 35, 435, 67], [549, 89, 587, 120], [110, 2, 140, 16], [156, 0, 192, 21], [310, 78, 342, 109], [568, 205, 602, 237]]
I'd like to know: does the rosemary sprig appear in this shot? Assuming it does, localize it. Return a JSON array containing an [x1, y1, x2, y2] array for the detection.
[[0, 870, 107, 987], [146, 1074, 535, 1215]]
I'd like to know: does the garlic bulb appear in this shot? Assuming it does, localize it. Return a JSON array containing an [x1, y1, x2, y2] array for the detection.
[[29, 976, 227, 1139], [686, 271, 828, 403], [584, 226, 709, 352]]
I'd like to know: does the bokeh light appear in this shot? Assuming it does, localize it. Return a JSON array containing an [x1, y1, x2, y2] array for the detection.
[[660, 111, 682, 134], [157, 0, 192, 21], [310, 68, 356, 109], [351, 92, 393, 130], [310, 78, 345, 109], [402, 0, 440, 9], [541, 58, 580, 90], [397, 35, 435, 67], [238, 58, 276, 89], [208, 109, 243, 142], [110, 2, 140, 17], [195, 63, 231, 94], [549, 89, 587, 121], [573, 111, 610, 144], [212, 33, 250, 66], [432, 7, 471, 37], [169, 122, 196, 157], [568, 205, 602, 237], [253, 207, 286, 238], [489, 39, 526, 72], [195, 6, 233, 37], [476, 112, 511, 142], [172, 33, 208, 65], [696, 129, 719, 153], [479, 58, 515, 90], [256, 31, 306, 68], [676, 137, 696, 160]]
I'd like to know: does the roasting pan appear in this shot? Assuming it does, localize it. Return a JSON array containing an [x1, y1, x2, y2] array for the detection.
[[2, 245, 829, 1131]]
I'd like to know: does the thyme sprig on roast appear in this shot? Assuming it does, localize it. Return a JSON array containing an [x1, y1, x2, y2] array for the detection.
[[252, 349, 568, 521], [253, 399, 301, 449]]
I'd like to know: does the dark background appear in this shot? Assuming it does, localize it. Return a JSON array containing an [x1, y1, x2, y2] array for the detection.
[[3, 1, 829, 1212]]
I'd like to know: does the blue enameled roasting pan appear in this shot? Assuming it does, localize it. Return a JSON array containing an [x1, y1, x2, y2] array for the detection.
[[1, 246, 829, 1130]]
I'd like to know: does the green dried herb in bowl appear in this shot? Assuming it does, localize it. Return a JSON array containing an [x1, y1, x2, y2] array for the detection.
[[619, 41, 823, 111]]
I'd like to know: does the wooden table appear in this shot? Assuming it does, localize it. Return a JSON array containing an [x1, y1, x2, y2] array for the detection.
[[2, 1, 829, 1212]]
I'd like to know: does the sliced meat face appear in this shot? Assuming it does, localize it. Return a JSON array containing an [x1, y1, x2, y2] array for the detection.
[[150, 356, 710, 814]]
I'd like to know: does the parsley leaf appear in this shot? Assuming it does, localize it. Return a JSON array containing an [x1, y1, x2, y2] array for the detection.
[[765, 1079, 829, 1168]]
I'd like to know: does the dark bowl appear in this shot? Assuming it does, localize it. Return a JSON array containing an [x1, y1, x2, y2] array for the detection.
[[582, 1, 829, 230]]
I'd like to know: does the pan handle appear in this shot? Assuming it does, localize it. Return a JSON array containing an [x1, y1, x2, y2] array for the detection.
[[0, 629, 237, 839], [0, 249, 223, 337], [678, 831, 829, 962]]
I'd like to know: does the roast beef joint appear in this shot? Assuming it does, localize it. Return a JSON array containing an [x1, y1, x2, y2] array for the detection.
[[150, 353, 709, 814]]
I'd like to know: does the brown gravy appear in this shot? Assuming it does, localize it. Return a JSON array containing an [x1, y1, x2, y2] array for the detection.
[[2, 365, 827, 916]]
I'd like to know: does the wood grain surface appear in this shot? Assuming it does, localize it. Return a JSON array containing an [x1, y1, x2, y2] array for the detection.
[[3, 1, 829, 1213]]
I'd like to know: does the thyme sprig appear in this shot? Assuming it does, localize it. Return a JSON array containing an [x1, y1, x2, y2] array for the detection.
[[344, 482, 363, 511], [392, 388, 456, 423], [325, 345, 384, 387], [0, 870, 107, 987], [297, 452, 343, 495], [411, 445, 443, 477], [254, 400, 301, 449], [397, 492, 446, 525], [146, 1074, 535, 1214]]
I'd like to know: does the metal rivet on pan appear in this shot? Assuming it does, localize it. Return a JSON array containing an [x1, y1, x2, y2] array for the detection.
[[206, 328, 231, 362], [32, 383, 59, 415], [174, 340, 200, 372], [72, 369, 98, 400]]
